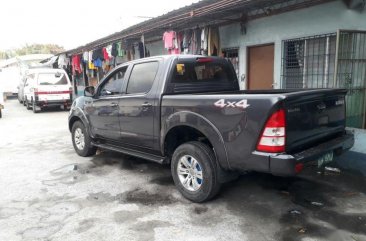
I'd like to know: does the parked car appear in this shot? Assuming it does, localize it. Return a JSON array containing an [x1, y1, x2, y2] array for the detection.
[[23, 68, 72, 113], [68, 55, 354, 202], [17, 76, 26, 104]]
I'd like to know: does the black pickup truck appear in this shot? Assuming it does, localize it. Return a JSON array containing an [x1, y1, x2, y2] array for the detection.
[[68, 55, 354, 202]]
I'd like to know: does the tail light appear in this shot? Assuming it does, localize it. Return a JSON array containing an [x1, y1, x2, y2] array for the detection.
[[257, 109, 286, 153], [196, 57, 213, 63]]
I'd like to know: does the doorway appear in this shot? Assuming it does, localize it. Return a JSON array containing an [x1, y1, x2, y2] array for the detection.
[[247, 44, 274, 90]]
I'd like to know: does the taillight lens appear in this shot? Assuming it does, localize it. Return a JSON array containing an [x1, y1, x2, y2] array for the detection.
[[257, 109, 286, 153]]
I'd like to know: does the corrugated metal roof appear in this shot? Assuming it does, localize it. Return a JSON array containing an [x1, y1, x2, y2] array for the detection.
[[65, 0, 334, 55]]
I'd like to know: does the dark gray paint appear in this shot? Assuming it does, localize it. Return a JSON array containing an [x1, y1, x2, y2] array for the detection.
[[68, 55, 354, 176]]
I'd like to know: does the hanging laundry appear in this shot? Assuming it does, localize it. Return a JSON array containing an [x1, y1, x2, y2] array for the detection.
[[106, 45, 113, 58], [93, 58, 103, 68], [208, 27, 220, 56], [117, 42, 124, 57], [58, 54, 69, 68], [163, 31, 176, 49], [111, 43, 118, 57], [138, 42, 144, 58], [201, 27, 209, 55], [102, 47, 110, 61], [71, 55, 81, 74], [92, 48, 104, 61], [88, 51, 93, 62], [182, 30, 192, 54], [83, 51, 89, 62]]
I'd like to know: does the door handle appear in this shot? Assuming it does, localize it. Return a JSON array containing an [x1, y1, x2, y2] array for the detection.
[[141, 102, 152, 107], [111, 102, 118, 107]]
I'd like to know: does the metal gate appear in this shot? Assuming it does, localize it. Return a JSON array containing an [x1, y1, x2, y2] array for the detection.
[[334, 30, 366, 129]]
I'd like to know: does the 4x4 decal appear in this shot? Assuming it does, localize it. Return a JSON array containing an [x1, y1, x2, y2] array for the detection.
[[214, 99, 250, 109]]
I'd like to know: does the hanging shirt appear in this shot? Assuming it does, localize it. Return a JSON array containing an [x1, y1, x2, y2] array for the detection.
[[106, 45, 113, 58], [201, 27, 208, 51], [83, 52, 89, 62], [102, 48, 110, 61], [163, 31, 176, 49], [111, 43, 118, 57], [58, 54, 67, 68], [93, 58, 102, 68], [88, 51, 93, 62], [117, 42, 124, 57], [88, 61, 96, 70], [72, 55, 81, 74], [138, 42, 144, 58]]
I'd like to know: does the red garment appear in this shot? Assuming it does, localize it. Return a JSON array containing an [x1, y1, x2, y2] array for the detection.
[[102, 47, 110, 61], [72, 55, 81, 74]]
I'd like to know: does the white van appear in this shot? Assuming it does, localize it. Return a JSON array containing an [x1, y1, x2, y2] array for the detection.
[[23, 69, 72, 113]]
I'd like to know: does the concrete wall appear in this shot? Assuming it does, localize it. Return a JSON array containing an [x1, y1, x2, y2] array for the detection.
[[219, 0, 366, 90]]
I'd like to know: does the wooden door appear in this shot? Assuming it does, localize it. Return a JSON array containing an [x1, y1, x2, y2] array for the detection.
[[247, 44, 274, 90]]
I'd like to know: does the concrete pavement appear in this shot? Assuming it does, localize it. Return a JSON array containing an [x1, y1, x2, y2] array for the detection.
[[0, 100, 365, 241]]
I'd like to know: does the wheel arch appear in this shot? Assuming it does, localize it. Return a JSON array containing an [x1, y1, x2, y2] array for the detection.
[[162, 111, 229, 170]]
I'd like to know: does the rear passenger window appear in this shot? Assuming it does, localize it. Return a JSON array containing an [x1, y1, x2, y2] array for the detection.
[[172, 62, 234, 83], [126, 62, 159, 94]]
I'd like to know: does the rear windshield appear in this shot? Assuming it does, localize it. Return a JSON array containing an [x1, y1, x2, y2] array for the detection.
[[172, 60, 236, 83], [37, 73, 68, 85]]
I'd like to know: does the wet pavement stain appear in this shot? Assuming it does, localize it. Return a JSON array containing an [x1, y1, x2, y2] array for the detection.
[[193, 206, 208, 215], [87, 188, 178, 206], [218, 170, 366, 241], [76, 218, 99, 233], [150, 175, 174, 186], [42, 162, 114, 186], [122, 188, 177, 206]]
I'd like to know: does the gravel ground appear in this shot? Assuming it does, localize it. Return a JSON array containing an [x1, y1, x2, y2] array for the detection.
[[0, 99, 365, 241]]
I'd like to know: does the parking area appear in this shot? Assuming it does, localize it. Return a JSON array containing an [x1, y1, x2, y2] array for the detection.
[[0, 100, 365, 241]]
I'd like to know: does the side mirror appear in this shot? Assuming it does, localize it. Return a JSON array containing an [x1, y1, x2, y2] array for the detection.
[[84, 86, 95, 97]]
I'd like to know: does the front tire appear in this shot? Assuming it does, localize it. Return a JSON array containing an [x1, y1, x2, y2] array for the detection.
[[71, 121, 97, 157], [171, 141, 221, 203]]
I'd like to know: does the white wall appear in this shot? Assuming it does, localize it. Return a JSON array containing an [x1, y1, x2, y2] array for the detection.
[[219, 0, 366, 89]]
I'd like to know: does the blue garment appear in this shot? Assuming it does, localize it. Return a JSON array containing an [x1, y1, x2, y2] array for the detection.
[[93, 58, 102, 68]]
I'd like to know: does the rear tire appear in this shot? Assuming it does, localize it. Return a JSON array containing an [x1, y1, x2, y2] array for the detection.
[[26, 98, 31, 110], [0, 109, 2, 118], [171, 141, 221, 203], [32, 100, 39, 113], [71, 121, 97, 157]]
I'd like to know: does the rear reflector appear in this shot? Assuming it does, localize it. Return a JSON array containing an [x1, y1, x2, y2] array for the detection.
[[295, 163, 304, 173], [257, 109, 286, 153]]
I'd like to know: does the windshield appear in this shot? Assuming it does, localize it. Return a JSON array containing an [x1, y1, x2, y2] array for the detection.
[[37, 73, 68, 85]]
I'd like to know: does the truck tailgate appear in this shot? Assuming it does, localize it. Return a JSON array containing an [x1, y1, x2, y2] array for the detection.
[[284, 89, 347, 153]]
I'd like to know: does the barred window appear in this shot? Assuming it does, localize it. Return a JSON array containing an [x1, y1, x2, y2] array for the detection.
[[281, 33, 336, 89]]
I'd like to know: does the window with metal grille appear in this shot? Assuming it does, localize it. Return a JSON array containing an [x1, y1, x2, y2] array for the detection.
[[281, 33, 337, 89]]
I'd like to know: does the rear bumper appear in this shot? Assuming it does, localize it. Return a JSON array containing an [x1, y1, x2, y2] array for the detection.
[[35, 99, 72, 107], [253, 131, 354, 176]]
